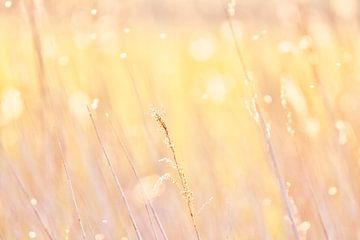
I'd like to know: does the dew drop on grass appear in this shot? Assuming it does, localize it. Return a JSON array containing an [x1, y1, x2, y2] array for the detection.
[[30, 198, 37, 206], [265, 123, 271, 138], [227, 0, 236, 16], [91, 98, 99, 110], [298, 221, 311, 234]]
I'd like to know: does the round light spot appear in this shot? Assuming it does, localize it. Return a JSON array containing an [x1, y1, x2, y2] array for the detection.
[[263, 95, 272, 104], [206, 75, 229, 103], [201, 93, 209, 100], [90, 8, 98, 16], [120, 52, 127, 59], [91, 98, 99, 110], [68, 91, 89, 122], [278, 41, 294, 54], [30, 198, 37, 206], [4, 0, 12, 8], [159, 33, 167, 39], [298, 221, 311, 232], [0, 88, 23, 125], [252, 34, 260, 41], [189, 38, 216, 62], [90, 32, 97, 40], [328, 186, 338, 196], [335, 120, 345, 130], [29, 231, 36, 239], [95, 234, 105, 240]]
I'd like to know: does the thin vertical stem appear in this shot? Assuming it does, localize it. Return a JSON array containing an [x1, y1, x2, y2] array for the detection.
[[10, 168, 54, 240], [153, 112, 201, 240], [87, 107, 142, 240], [56, 136, 87, 240], [224, 7, 301, 240], [108, 117, 168, 240]]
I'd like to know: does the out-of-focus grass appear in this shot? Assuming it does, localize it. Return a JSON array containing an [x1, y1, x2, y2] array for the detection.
[[1, 0, 360, 239]]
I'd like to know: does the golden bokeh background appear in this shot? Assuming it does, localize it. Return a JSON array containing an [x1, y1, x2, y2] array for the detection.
[[1, 0, 360, 239]]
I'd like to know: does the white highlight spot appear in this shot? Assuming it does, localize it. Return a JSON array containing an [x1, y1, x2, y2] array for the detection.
[[90, 8, 98, 16], [189, 38, 216, 62], [91, 98, 99, 110], [68, 91, 90, 121], [206, 74, 229, 103], [278, 41, 294, 54], [298, 221, 311, 232], [201, 93, 209, 100], [95, 234, 105, 240], [0, 88, 23, 125], [4, 0, 12, 8], [30, 198, 38, 206], [252, 34, 260, 41], [159, 33, 167, 39], [263, 95, 272, 104], [328, 186, 338, 196], [120, 52, 127, 59], [29, 231, 36, 239], [90, 32, 97, 40]]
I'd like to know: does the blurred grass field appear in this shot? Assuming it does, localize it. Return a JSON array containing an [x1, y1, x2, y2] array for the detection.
[[1, 0, 360, 239]]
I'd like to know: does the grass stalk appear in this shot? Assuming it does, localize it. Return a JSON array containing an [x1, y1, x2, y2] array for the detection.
[[225, 8, 301, 240], [56, 135, 87, 240], [152, 111, 201, 240], [87, 107, 143, 240], [108, 117, 169, 240], [10, 168, 54, 240]]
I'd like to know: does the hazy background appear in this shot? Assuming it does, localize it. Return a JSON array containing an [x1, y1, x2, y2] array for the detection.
[[1, 0, 360, 239]]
